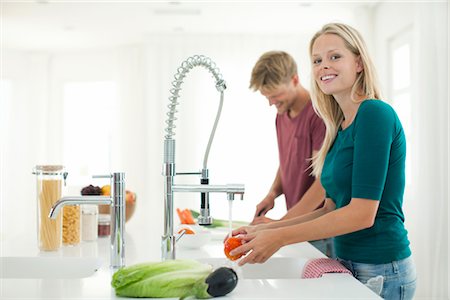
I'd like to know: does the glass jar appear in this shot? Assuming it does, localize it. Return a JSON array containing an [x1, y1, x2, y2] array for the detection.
[[33, 165, 67, 251], [82, 205, 98, 241], [98, 213, 111, 237], [62, 204, 81, 245]]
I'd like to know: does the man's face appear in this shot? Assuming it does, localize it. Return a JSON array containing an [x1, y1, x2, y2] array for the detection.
[[260, 80, 297, 115]]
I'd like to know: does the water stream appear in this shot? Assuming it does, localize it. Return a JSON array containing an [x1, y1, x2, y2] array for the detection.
[[228, 199, 233, 238]]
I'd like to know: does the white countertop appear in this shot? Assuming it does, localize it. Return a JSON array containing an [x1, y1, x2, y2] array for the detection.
[[0, 228, 381, 299]]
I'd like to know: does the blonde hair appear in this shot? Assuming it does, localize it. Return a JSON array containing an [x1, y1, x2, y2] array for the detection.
[[249, 51, 298, 92], [309, 23, 382, 177]]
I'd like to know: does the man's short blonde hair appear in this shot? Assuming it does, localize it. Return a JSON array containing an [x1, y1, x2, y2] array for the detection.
[[249, 51, 298, 92]]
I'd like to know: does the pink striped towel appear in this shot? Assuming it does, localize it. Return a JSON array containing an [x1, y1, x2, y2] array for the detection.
[[301, 258, 352, 279]]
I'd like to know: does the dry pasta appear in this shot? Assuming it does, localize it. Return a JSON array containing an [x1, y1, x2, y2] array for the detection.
[[62, 205, 80, 245], [38, 179, 62, 251]]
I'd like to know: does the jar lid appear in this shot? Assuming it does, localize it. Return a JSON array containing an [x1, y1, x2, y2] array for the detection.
[[33, 165, 66, 175], [98, 213, 111, 224]]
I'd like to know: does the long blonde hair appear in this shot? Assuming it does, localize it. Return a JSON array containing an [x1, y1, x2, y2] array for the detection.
[[309, 23, 381, 177]]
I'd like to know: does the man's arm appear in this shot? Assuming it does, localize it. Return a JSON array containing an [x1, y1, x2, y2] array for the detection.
[[282, 177, 325, 220], [281, 150, 325, 220], [257, 198, 335, 230], [251, 168, 283, 223]]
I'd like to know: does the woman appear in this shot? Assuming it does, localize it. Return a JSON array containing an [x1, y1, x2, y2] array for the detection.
[[229, 23, 416, 300]]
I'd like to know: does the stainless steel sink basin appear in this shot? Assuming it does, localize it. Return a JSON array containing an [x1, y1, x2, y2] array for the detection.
[[0, 257, 102, 279], [198, 257, 308, 279]]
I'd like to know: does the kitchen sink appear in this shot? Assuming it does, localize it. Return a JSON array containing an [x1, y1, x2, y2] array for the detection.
[[0, 256, 103, 279], [198, 257, 308, 279]]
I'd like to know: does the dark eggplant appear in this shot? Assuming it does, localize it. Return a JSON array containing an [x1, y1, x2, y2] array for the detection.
[[205, 267, 238, 297]]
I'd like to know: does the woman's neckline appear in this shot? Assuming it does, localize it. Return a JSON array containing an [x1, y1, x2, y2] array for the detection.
[[339, 99, 372, 133]]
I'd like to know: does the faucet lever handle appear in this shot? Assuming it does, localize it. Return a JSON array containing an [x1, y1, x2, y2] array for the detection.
[[176, 229, 187, 242], [92, 174, 112, 179]]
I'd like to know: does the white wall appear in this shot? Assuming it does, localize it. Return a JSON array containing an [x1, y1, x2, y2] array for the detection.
[[373, 2, 448, 299], [1, 51, 53, 242]]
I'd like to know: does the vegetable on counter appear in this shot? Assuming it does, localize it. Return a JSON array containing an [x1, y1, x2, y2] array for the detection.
[[205, 266, 238, 297], [111, 259, 238, 299], [177, 208, 196, 225]]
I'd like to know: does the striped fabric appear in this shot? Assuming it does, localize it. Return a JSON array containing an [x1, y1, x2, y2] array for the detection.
[[301, 258, 352, 279]]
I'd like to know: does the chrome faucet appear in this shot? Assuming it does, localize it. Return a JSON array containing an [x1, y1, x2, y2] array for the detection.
[[49, 172, 125, 269], [162, 55, 245, 260]]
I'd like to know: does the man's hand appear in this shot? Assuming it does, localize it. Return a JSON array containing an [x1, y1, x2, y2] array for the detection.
[[250, 215, 276, 225], [252, 197, 275, 220]]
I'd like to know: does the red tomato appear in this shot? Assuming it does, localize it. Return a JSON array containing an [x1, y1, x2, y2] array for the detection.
[[224, 237, 244, 261]]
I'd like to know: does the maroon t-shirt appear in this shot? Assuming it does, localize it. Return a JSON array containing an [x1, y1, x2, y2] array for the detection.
[[276, 101, 326, 209]]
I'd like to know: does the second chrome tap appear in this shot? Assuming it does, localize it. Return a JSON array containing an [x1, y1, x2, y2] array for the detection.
[[49, 172, 125, 269]]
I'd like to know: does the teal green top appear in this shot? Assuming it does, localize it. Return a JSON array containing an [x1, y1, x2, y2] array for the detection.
[[321, 100, 411, 264]]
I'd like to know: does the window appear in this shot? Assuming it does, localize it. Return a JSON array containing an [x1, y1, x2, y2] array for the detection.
[[389, 31, 413, 185], [62, 81, 117, 185]]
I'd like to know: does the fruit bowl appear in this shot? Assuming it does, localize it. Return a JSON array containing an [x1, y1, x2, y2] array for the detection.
[[98, 190, 136, 222], [82, 185, 136, 222]]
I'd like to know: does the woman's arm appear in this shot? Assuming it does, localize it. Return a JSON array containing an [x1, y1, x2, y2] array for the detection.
[[258, 198, 335, 230], [282, 178, 326, 219], [280, 198, 379, 245], [233, 198, 379, 266], [228, 198, 334, 240]]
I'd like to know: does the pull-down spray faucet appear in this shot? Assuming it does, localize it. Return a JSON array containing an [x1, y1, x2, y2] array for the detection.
[[162, 55, 245, 260]]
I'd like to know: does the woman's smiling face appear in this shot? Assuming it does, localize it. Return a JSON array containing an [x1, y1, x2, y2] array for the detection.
[[311, 33, 363, 99]]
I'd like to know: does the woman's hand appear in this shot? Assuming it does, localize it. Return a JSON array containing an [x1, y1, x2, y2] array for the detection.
[[230, 228, 283, 266], [223, 225, 259, 243]]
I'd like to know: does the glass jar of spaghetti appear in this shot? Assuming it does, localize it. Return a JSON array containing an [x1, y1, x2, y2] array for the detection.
[[33, 165, 67, 251]]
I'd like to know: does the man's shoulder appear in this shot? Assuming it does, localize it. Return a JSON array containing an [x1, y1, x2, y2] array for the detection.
[[304, 101, 324, 124]]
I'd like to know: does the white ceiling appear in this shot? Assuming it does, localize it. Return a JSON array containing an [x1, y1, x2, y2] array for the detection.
[[2, 0, 377, 51]]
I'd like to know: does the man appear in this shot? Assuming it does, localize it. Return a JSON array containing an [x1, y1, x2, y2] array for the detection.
[[249, 51, 333, 257]]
